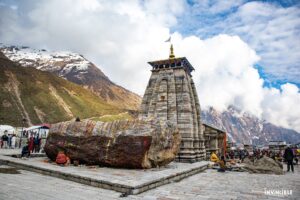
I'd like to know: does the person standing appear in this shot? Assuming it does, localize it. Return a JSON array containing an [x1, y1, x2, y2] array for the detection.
[[28, 135, 34, 153], [284, 146, 294, 172], [229, 150, 234, 159], [1, 132, 8, 148], [240, 150, 245, 162], [11, 134, 16, 149], [34, 134, 40, 153], [7, 134, 12, 148]]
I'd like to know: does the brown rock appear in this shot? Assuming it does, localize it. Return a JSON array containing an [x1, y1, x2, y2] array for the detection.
[[44, 119, 181, 169]]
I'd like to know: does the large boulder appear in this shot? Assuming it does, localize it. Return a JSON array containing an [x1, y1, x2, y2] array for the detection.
[[44, 119, 181, 169]]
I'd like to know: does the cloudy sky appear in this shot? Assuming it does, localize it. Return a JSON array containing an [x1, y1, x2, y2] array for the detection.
[[0, 0, 299, 132]]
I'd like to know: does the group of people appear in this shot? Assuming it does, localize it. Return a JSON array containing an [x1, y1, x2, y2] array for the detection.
[[227, 149, 248, 161], [0, 131, 17, 149], [21, 134, 42, 158], [211, 145, 298, 173], [252, 149, 283, 161]]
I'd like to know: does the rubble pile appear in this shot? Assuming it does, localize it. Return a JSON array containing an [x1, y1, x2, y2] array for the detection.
[[242, 156, 283, 175]]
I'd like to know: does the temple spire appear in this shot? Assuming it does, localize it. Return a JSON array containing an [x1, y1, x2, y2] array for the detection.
[[169, 44, 175, 59]]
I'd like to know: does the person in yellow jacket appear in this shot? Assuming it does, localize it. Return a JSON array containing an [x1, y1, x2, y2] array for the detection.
[[210, 152, 219, 162]]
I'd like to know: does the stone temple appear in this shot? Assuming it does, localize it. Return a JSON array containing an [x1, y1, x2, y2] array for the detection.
[[139, 45, 206, 162]]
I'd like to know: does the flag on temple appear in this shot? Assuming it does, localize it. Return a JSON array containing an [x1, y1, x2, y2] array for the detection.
[[165, 36, 171, 42]]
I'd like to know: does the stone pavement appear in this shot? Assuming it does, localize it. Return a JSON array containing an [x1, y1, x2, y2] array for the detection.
[[0, 164, 299, 200], [0, 149, 208, 194], [0, 165, 120, 200], [130, 165, 300, 200], [0, 149, 299, 199], [0, 148, 23, 156]]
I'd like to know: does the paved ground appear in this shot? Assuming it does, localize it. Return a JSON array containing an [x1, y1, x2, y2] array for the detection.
[[0, 149, 299, 200], [0, 165, 120, 200], [0, 163, 299, 200], [0, 155, 208, 188], [131, 165, 300, 200], [0, 148, 23, 155]]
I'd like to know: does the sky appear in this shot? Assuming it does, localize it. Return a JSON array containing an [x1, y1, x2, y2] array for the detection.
[[0, 0, 299, 132]]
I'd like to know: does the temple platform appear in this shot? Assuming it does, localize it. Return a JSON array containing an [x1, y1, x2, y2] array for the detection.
[[0, 152, 208, 195]]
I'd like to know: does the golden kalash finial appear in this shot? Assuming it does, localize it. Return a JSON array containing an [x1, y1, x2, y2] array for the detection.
[[169, 44, 175, 59]]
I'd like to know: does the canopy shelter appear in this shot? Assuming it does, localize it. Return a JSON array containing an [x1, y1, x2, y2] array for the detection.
[[202, 123, 227, 159], [0, 125, 15, 136], [24, 124, 50, 138]]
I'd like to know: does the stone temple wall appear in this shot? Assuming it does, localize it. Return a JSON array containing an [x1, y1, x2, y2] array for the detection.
[[139, 64, 206, 162]]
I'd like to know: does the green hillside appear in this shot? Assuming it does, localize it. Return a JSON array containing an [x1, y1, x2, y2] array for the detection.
[[0, 52, 122, 127]]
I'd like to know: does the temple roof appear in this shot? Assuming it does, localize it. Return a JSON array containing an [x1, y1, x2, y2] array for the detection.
[[148, 57, 195, 72], [202, 123, 226, 133]]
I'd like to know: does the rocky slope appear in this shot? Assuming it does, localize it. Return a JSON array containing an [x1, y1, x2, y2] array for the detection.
[[0, 45, 141, 110], [0, 52, 121, 127], [201, 106, 300, 145]]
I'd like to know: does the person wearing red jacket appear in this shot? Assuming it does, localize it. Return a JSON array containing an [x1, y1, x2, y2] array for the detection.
[[28, 135, 34, 153], [55, 151, 70, 166]]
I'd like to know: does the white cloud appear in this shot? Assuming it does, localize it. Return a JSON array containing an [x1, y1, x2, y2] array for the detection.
[[191, 1, 300, 85], [262, 83, 300, 131], [173, 34, 263, 115], [233, 2, 300, 84], [0, 0, 299, 132]]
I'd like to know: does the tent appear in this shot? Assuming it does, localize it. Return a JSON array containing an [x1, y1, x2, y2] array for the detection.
[[25, 124, 50, 138], [0, 125, 15, 136]]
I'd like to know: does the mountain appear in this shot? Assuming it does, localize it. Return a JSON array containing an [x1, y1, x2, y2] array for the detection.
[[201, 106, 300, 145], [0, 45, 141, 110], [0, 52, 122, 127]]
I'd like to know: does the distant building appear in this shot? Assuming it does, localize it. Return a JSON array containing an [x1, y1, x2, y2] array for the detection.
[[243, 144, 254, 153], [268, 141, 286, 153], [202, 123, 226, 159]]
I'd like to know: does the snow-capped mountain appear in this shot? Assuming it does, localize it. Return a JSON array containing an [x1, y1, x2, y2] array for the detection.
[[201, 106, 300, 145], [0, 44, 141, 110]]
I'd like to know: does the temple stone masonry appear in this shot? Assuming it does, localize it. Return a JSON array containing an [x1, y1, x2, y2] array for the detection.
[[139, 45, 206, 162]]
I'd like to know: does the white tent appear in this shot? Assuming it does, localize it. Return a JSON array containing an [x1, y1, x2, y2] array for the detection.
[[26, 126, 43, 132], [0, 125, 15, 136], [25, 125, 49, 138]]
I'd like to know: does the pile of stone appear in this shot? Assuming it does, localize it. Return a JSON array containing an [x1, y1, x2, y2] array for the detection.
[[44, 119, 181, 169], [242, 156, 283, 175]]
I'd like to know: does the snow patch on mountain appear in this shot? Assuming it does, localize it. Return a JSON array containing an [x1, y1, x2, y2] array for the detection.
[[0, 44, 91, 77], [202, 106, 300, 145]]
